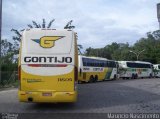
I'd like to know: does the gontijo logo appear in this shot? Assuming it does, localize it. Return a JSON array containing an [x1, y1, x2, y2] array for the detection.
[[32, 36, 65, 48]]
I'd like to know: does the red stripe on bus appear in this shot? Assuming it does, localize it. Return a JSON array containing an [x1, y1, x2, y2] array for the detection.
[[27, 64, 67, 67]]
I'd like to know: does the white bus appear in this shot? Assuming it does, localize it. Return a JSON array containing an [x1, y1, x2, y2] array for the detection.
[[153, 64, 160, 78], [18, 28, 78, 103], [78, 55, 118, 83], [118, 61, 153, 79]]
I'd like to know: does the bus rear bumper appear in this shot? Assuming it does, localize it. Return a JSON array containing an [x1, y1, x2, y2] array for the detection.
[[18, 90, 77, 103]]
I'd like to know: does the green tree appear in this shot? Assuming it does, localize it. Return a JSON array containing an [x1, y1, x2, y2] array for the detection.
[[84, 30, 160, 63], [1, 39, 18, 84], [133, 30, 160, 63], [1, 39, 17, 57]]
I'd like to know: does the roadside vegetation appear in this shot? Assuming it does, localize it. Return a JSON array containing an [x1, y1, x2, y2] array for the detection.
[[85, 30, 160, 64]]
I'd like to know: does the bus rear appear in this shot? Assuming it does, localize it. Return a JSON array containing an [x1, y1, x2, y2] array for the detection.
[[18, 29, 78, 103]]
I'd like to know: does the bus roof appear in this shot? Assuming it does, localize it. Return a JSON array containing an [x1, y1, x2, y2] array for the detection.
[[154, 64, 160, 66], [118, 61, 152, 64]]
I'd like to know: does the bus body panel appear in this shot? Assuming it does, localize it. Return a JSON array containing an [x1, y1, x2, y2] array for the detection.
[[18, 29, 78, 102], [109, 67, 118, 79], [18, 68, 77, 102], [119, 68, 152, 78], [20, 67, 74, 92]]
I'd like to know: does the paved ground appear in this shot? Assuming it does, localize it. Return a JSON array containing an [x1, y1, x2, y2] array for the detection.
[[0, 78, 160, 113]]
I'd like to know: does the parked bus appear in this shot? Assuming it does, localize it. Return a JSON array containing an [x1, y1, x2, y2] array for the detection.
[[118, 61, 153, 79], [78, 55, 118, 83], [18, 29, 78, 103], [153, 64, 160, 78]]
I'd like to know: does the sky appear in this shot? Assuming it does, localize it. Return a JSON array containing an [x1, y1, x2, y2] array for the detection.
[[2, 0, 160, 51]]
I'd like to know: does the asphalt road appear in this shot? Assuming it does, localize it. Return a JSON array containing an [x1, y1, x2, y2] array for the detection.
[[0, 78, 160, 113]]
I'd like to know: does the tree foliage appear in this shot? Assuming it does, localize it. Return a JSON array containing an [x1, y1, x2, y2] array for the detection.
[[84, 30, 160, 64], [1, 39, 18, 57], [1, 39, 18, 72]]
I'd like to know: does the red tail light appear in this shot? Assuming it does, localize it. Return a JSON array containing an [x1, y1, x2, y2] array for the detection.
[[28, 64, 67, 67], [18, 66, 21, 80]]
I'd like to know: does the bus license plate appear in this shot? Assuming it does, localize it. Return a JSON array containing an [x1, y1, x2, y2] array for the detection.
[[42, 92, 52, 96]]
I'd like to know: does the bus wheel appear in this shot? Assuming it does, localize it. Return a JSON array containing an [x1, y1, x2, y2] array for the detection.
[[149, 74, 152, 78], [131, 74, 134, 79], [89, 75, 94, 83], [113, 75, 117, 80], [95, 75, 98, 82], [135, 74, 138, 79]]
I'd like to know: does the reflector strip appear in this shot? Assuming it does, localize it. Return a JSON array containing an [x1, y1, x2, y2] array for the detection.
[[28, 64, 67, 67]]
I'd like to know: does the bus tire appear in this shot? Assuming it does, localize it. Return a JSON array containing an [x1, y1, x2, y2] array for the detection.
[[135, 74, 138, 79], [95, 75, 98, 82], [131, 74, 134, 79], [113, 75, 117, 80], [89, 75, 94, 83], [149, 74, 152, 78]]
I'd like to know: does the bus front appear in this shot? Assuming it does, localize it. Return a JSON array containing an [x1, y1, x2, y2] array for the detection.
[[18, 29, 78, 103]]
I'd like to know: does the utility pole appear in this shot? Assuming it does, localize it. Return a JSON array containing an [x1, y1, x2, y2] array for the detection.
[[157, 3, 160, 29]]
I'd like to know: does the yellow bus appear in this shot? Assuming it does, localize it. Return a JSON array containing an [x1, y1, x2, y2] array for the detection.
[[78, 55, 118, 83], [18, 29, 78, 103]]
